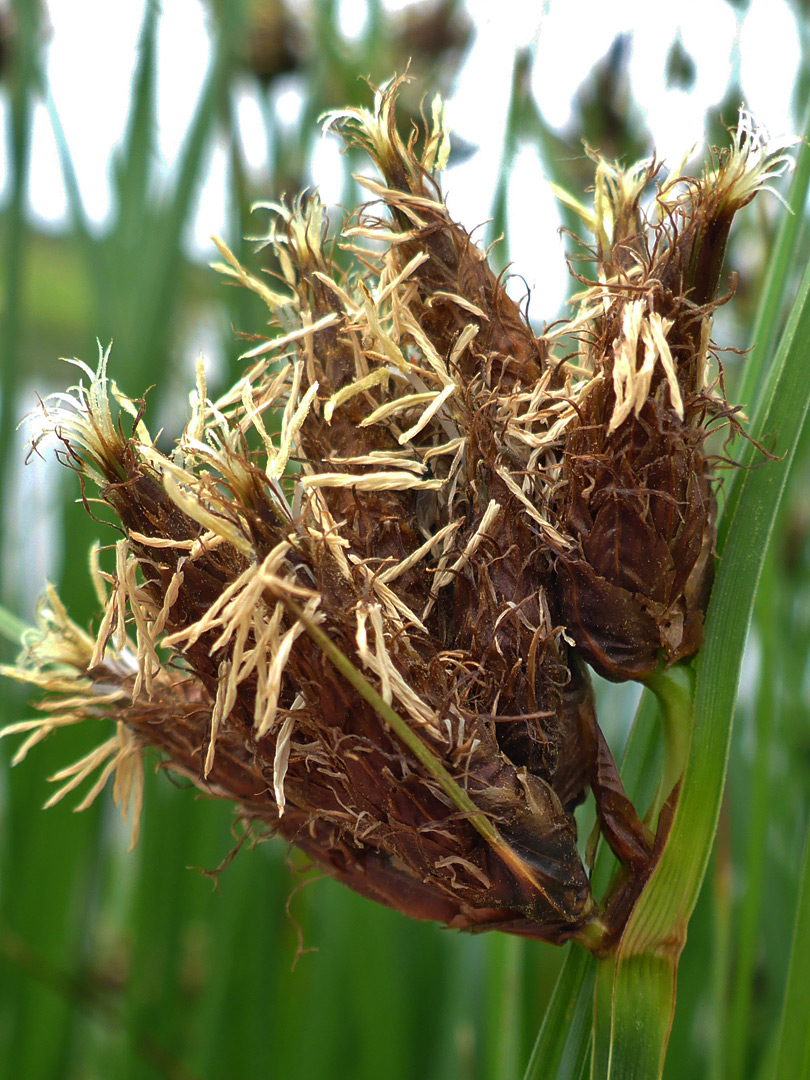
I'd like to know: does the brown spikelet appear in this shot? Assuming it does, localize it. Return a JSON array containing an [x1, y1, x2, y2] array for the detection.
[[325, 76, 548, 388], [550, 122, 794, 680]]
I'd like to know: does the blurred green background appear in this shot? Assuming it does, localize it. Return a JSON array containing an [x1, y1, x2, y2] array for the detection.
[[2, 1, 810, 1077]]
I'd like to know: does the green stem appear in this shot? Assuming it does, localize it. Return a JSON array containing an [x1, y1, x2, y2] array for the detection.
[[486, 934, 524, 1080], [643, 662, 695, 827], [0, 605, 29, 648], [0, 0, 39, 611], [526, 689, 665, 1080], [590, 664, 695, 1080], [771, 808, 810, 1079], [592, 949, 676, 1080]]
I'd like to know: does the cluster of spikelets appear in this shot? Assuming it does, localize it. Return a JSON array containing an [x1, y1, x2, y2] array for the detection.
[[1, 79, 794, 947]]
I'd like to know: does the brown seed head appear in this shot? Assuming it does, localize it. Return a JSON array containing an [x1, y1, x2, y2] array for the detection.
[[1, 89, 789, 944]]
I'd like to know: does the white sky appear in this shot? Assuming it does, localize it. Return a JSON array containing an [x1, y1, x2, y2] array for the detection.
[[0, 0, 802, 323], [445, 0, 799, 315]]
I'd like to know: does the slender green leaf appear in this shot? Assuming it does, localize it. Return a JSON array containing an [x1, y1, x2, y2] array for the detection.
[[718, 92, 810, 552], [723, 550, 779, 1079], [771, 811, 810, 1080], [524, 944, 596, 1080], [733, 91, 810, 431]]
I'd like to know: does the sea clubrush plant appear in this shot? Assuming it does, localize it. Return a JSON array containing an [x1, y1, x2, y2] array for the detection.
[[0, 77, 800, 1072]]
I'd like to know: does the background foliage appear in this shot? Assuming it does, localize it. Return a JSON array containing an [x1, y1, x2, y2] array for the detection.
[[2, 1, 810, 1077]]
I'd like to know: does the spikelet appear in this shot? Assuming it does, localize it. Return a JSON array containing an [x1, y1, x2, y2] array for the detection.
[[549, 112, 796, 680]]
